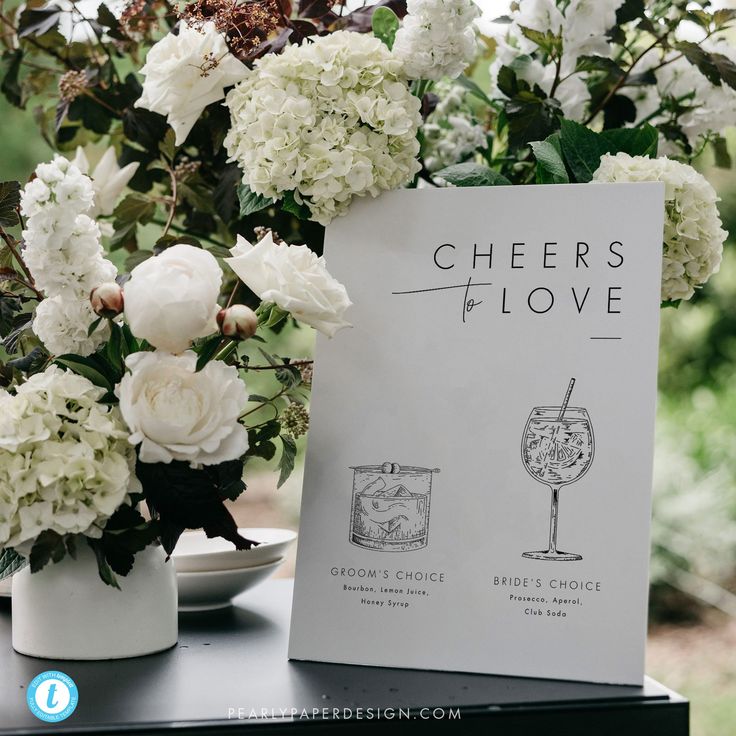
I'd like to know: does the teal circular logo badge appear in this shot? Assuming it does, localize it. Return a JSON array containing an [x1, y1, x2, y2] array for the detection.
[[27, 671, 78, 723]]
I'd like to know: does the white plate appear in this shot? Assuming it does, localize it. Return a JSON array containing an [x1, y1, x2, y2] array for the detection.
[[172, 527, 297, 573], [176, 558, 283, 611]]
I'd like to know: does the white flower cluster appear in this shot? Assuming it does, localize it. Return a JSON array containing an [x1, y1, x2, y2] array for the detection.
[[593, 153, 726, 302], [0, 366, 137, 551], [136, 21, 246, 145], [21, 156, 117, 356], [489, 0, 625, 121], [224, 31, 422, 226], [393, 0, 480, 81], [422, 82, 488, 172]]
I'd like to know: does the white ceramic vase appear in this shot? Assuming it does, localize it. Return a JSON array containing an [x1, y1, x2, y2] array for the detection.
[[12, 543, 177, 659]]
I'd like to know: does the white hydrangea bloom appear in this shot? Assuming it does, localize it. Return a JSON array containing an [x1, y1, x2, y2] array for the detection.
[[0, 366, 137, 550], [423, 83, 488, 171], [135, 22, 247, 145], [393, 0, 480, 81], [593, 153, 726, 302], [225, 31, 422, 226], [32, 295, 110, 357]]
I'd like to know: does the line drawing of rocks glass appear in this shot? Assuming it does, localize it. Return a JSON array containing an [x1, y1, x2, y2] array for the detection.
[[520, 406, 594, 561]]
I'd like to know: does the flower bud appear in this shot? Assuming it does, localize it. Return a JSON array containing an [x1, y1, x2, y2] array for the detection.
[[90, 282, 124, 318], [217, 304, 258, 340]]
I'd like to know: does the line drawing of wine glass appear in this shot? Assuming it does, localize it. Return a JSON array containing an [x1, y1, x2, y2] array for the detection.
[[520, 378, 594, 561]]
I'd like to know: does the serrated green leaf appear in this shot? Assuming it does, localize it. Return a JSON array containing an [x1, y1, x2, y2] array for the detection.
[[435, 162, 511, 187], [575, 55, 625, 78], [281, 191, 311, 220], [113, 192, 157, 227], [0, 548, 27, 581], [559, 119, 610, 183], [29, 530, 66, 574], [600, 124, 658, 158], [158, 128, 177, 162], [277, 434, 297, 488], [530, 136, 569, 184], [237, 183, 274, 217], [0, 181, 21, 227], [372, 6, 400, 49]]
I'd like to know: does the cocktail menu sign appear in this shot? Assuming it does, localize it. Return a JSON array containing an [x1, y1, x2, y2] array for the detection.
[[289, 183, 665, 684]]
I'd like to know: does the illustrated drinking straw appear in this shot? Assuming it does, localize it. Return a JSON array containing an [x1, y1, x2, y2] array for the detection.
[[557, 378, 576, 421]]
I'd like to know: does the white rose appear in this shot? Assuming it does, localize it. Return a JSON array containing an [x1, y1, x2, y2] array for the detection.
[[116, 351, 249, 467], [123, 244, 222, 354], [135, 22, 247, 145], [225, 232, 352, 337]]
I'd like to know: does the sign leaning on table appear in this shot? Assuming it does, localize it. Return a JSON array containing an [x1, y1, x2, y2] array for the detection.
[[289, 183, 665, 685]]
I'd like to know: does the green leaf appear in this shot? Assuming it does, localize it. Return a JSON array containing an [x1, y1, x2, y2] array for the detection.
[[530, 135, 569, 184], [0, 181, 21, 227], [195, 334, 224, 372], [110, 220, 137, 252], [158, 128, 177, 163], [714, 8, 736, 28], [713, 136, 732, 169], [675, 41, 720, 86], [1, 50, 23, 108], [575, 55, 625, 79], [237, 183, 274, 217], [506, 90, 561, 149], [29, 530, 67, 573], [87, 316, 103, 337], [55, 355, 113, 392], [455, 75, 495, 107], [559, 119, 611, 183], [104, 321, 124, 375], [372, 6, 399, 49], [517, 25, 562, 57], [434, 162, 511, 187], [0, 548, 27, 581], [600, 124, 658, 157], [616, 0, 645, 24], [113, 192, 157, 227], [87, 538, 120, 588], [281, 190, 311, 220], [711, 52, 736, 92], [277, 434, 297, 489], [124, 249, 152, 273]]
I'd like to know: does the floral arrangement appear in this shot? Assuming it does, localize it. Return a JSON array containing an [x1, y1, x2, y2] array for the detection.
[[0, 0, 733, 585]]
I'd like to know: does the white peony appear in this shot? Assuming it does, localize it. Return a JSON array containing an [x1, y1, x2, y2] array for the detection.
[[393, 0, 481, 81], [0, 366, 137, 550], [135, 22, 247, 145], [225, 232, 352, 337], [593, 153, 727, 302], [116, 351, 249, 467], [224, 30, 422, 226], [72, 146, 139, 217], [123, 244, 222, 354], [32, 295, 111, 357]]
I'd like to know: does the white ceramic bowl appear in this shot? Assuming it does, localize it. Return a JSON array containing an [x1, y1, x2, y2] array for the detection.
[[172, 527, 297, 573], [176, 558, 283, 611]]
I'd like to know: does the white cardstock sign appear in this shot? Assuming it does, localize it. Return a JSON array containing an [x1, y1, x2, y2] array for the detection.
[[288, 183, 665, 684]]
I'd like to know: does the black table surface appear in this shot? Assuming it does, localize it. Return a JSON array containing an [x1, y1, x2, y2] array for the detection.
[[0, 579, 688, 735]]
